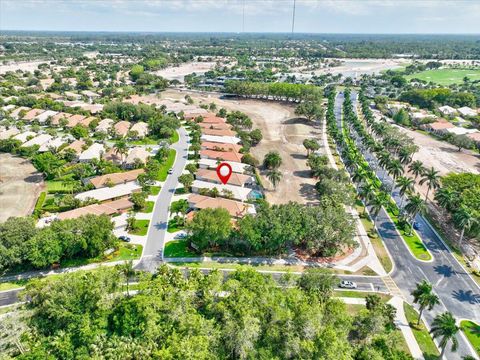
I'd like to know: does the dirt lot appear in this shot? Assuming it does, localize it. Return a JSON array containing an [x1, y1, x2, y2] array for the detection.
[[163, 89, 320, 205], [0, 60, 46, 74], [0, 154, 44, 222], [154, 62, 217, 82]]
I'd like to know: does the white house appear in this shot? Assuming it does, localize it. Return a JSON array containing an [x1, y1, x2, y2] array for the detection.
[[0, 127, 20, 140], [35, 110, 58, 124], [75, 181, 141, 202], [438, 105, 457, 116], [200, 134, 241, 144], [21, 134, 52, 148], [96, 118, 114, 133], [38, 137, 66, 152], [129, 122, 149, 138], [13, 131, 37, 143], [198, 158, 250, 174], [79, 143, 105, 162], [191, 180, 253, 202], [457, 106, 477, 118], [445, 127, 479, 136]]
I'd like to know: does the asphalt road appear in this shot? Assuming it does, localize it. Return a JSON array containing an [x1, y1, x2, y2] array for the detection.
[[135, 127, 189, 273], [335, 91, 480, 359], [0, 288, 23, 307]]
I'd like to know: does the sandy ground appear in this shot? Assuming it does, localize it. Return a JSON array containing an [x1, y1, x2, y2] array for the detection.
[[162, 89, 320, 205], [0, 154, 44, 222], [296, 58, 408, 78], [154, 62, 217, 82], [0, 60, 47, 74]]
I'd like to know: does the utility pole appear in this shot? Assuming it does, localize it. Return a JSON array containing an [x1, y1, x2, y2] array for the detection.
[[291, 0, 296, 35]]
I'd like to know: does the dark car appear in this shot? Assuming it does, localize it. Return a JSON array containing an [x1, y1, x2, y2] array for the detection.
[[413, 222, 421, 230], [118, 235, 131, 242]]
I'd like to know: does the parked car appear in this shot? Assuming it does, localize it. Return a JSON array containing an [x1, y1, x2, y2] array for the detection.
[[339, 280, 357, 289], [413, 222, 421, 230], [118, 235, 131, 242], [168, 168, 174, 174]]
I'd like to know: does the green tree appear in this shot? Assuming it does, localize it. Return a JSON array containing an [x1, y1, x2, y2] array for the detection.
[[186, 208, 232, 251], [409, 160, 426, 182], [404, 194, 426, 234], [130, 192, 147, 211], [266, 169, 282, 190], [303, 138, 320, 156], [295, 101, 324, 121], [411, 280, 440, 325], [263, 151, 282, 170], [178, 173, 194, 191], [298, 268, 338, 302], [419, 167, 441, 202], [430, 312, 459, 359], [453, 207, 477, 247]]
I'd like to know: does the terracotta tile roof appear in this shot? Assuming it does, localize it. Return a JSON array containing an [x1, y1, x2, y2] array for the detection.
[[79, 116, 97, 127], [467, 132, 480, 142], [198, 122, 232, 130], [63, 140, 86, 155], [201, 128, 236, 137], [201, 141, 242, 152], [195, 168, 251, 186], [51, 112, 73, 125], [89, 169, 145, 189], [428, 121, 455, 130], [114, 121, 131, 136], [57, 198, 133, 220], [188, 194, 255, 218], [23, 108, 45, 121], [67, 114, 87, 127], [200, 149, 243, 163]]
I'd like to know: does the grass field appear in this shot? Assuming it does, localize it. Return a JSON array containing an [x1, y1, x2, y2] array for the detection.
[[149, 186, 161, 195], [46, 180, 76, 193], [157, 149, 177, 181], [406, 68, 480, 85], [128, 220, 150, 236], [141, 201, 154, 213], [461, 320, 480, 357], [170, 130, 179, 144], [404, 302, 440, 360], [164, 240, 196, 257]]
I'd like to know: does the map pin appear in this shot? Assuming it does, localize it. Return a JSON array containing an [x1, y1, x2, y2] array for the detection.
[[216, 162, 232, 185]]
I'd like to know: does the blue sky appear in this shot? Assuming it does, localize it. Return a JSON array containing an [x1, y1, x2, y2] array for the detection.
[[1, 0, 479, 34]]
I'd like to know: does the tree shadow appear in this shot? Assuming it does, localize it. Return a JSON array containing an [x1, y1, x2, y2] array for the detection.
[[433, 264, 456, 278], [154, 221, 168, 230], [292, 170, 312, 179], [283, 117, 312, 126], [298, 183, 319, 202], [452, 289, 480, 305], [291, 153, 307, 160], [24, 174, 44, 183]]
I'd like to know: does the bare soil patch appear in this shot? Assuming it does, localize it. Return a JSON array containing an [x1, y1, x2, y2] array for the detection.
[[162, 89, 320, 205], [0, 154, 44, 222], [154, 62, 217, 82]]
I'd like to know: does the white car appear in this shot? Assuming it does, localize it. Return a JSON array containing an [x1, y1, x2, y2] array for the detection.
[[339, 280, 357, 289], [168, 168, 174, 174]]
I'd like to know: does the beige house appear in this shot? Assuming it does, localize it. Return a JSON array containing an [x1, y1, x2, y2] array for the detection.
[[129, 121, 149, 138], [114, 121, 131, 137]]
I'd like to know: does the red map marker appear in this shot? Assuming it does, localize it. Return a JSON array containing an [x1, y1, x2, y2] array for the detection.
[[216, 162, 232, 185]]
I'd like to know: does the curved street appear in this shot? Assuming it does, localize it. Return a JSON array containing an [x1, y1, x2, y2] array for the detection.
[[335, 91, 480, 359]]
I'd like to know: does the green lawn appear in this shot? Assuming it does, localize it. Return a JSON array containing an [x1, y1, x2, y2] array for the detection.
[[61, 243, 143, 268], [170, 130, 179, 144], [461, 320, 480, 357], [129, 137, 158, 145], [46, 180, 76, 193], [403, 302, 440, 360], [34, 191, 47, 215], [157, 149, 177, 181], [0, 278, 29, 291], [334, 290, 391, 301], [141, 201, 154, 213], [164, 240, 197, 257], [406, 68, 480, 85], [149, 186, 161, 195], [167, 217, 185, 233], [128, 219, 150, 236]]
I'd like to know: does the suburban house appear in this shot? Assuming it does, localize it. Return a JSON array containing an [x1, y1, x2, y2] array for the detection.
[[81, 90, 101, 102], [79, 143, 105, 162], [195, 168, 253, 187], [200, 149, 243, 163], [89, 169, 145, 189], [57, 198, 133, 220], [104, 148, 123, 165], [438, 105, 457, 116], [386, 102, 409, 116], [75, 181, 141, 202], [51, 112, 73, 126], [63, 139, 86, 155], [114, 121, 131, 137], [198, 122, 232, 131], [201, 128, 236, 137], [187, 194, 256, 219], [79, 116, 98, 127], [201, 141, 243, 153], [0, 127, 20, 140], [35, 110, 58, 123], [201, 134, 241, 144], [125, 147, 151, 167], [201, 115, 228, 124], [457, 106, 477, 117], [95, 118, 114, 133], [184, 109, 209, 120], [13, 131, 37, 143], [198, 158, 249, 174], [421, 119, 455, 135], [191, 180, 253, 202], [38, 137, 66, 152], [10, 106, 30, 120], [467, 132, 480, 145], [445, 127, 478, 136], [23, 108, 45, 122], [67, 114, 87, 128], [21, 134, 52, 148], [129, 121, 149, 138]]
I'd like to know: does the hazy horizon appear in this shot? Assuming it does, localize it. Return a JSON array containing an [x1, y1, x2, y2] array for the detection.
[[1, 0, 480, 34]]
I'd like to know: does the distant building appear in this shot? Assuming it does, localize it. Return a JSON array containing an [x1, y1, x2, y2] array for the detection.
[[438, 105, 457, 116], [457, 106, 477, 118]]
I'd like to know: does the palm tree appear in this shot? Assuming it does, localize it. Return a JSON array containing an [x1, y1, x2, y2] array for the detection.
[[352, 168, 367, 185], [411, 280, 440, 325], [430, 312, 459, 359], [409, 160, 426, 182], [387, 159, 404, 182], [453, 207, 477, 248], [113, 139, 129, 164], [396, 176, 415, 209], [267, 169, 282, 190], [404, 194, 426, 235], [119, 260, 135, 296], [434, 188, 457, 212], [368, 192, 389, 221], [419, 167, 441, 202]]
